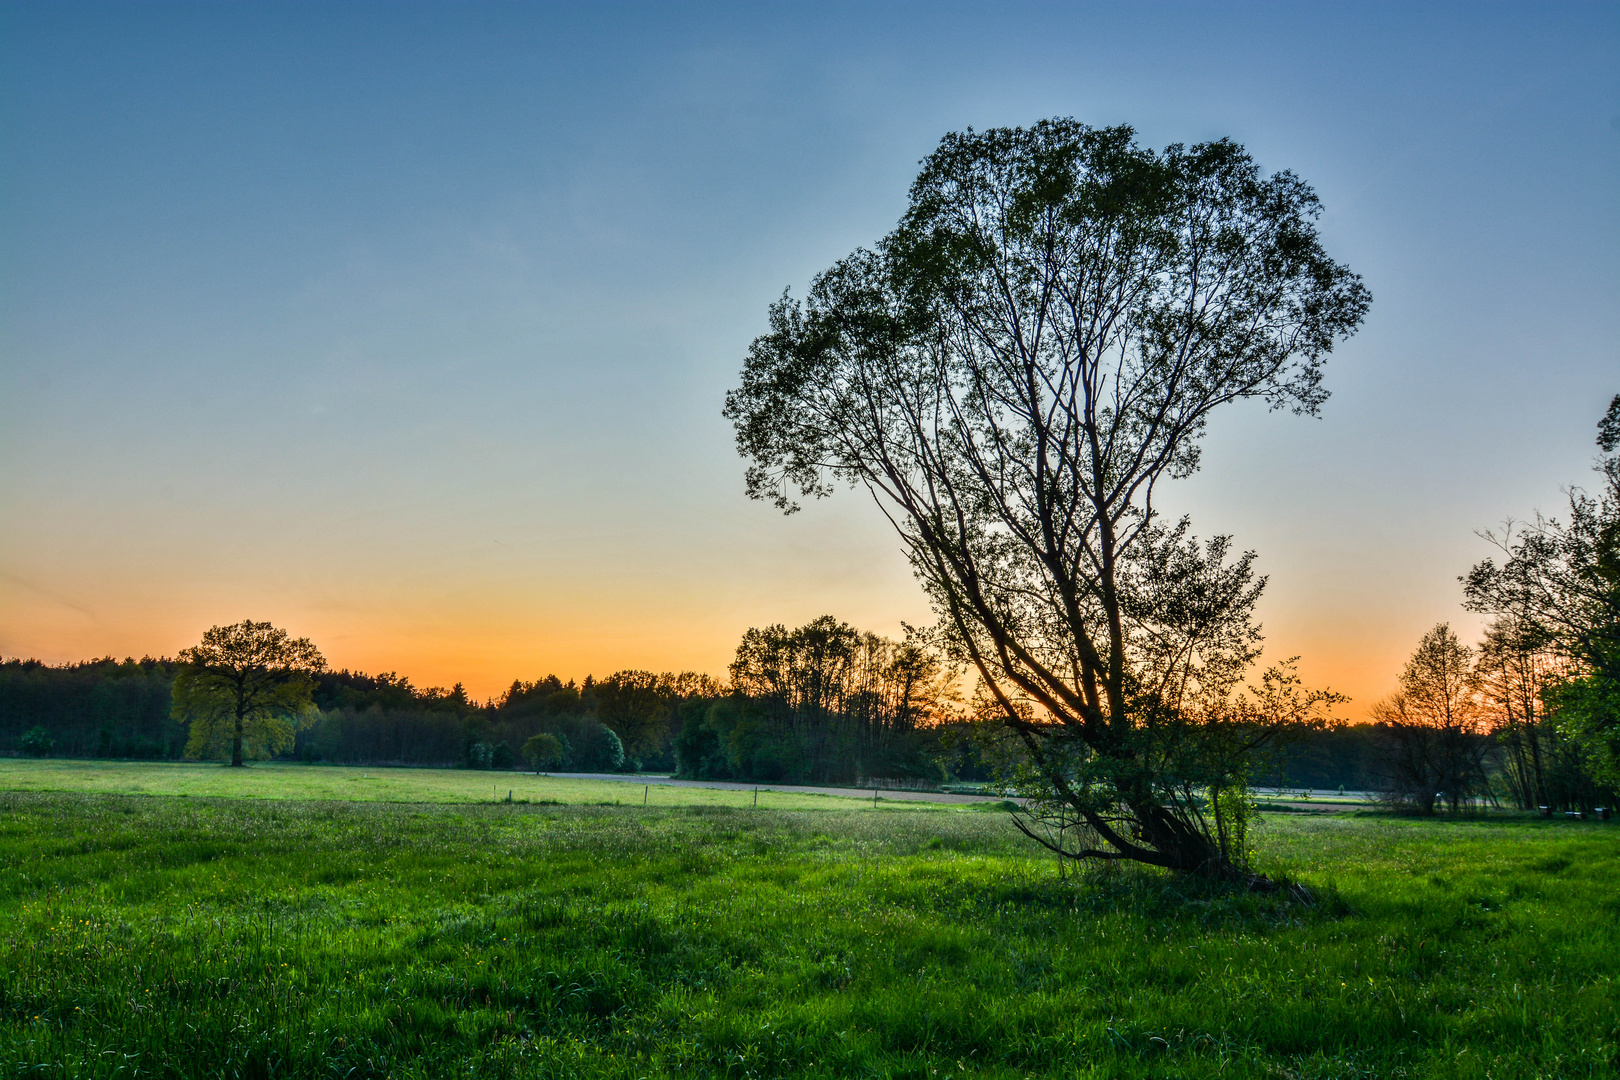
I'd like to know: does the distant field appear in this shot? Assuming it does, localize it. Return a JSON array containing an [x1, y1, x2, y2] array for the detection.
[[0, 758, 952, 811], [1, 788, 1615, 1078]]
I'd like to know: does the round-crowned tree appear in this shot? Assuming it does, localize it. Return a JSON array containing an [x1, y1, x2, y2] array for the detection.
[[172, 620, 326, 767]]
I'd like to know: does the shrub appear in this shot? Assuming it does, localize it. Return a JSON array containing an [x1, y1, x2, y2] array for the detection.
[[576, 724, 625, 772], [491, 741, 517, 770], [674, 716, 732, 779], [522, 732, 568, 771], [19, 726, 55, 757]]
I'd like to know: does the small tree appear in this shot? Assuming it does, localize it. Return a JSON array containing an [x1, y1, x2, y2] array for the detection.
[[1371, 624, 1493, 814], [172, 620, 325, 767], [522, 732, 568, 772], [592, 725, 627, 772], [19, 726, 55, 757]]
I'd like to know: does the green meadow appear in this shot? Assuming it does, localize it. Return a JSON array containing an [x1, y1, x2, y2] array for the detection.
[[0, 769, 1616, 1078], [0, 759, 895, 812]]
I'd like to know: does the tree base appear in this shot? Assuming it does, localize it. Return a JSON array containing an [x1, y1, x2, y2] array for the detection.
[[1240, 872, 1314, 904]]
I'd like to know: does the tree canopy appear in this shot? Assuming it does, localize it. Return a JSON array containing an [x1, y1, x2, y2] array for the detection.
[[726, 119, 1368, 879], [172, 620, 326, 767]]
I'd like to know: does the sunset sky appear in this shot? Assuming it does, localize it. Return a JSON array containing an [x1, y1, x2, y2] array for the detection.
[[2, 2, 1616, 713]]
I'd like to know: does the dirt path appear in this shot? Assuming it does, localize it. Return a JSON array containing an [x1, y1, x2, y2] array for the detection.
[[558, 773, 1373, 811], [552, 772, 1013, 805]]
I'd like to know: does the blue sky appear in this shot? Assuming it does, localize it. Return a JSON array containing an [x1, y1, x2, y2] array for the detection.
[[2, 2, 1616, 707]]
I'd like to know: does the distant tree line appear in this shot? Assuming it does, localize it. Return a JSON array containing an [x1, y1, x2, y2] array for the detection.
[[676, 616, 956, 784], [6, 622, 1611, 805], [1, 616, 953, 784], [1336, 397, 1620, 815], [0, 657, 183, 759]]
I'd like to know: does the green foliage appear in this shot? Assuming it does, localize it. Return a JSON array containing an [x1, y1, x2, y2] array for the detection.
[[1206, 779, 1258, 868], [521, 732, 568, 771], [174, 674, 314, 763], [0, 794, 1615, 1078], [0, 657, 181, 759], [593, 671, 668, 759], [592, 726, 626, 773], [725, 120, 1369, 876], [672, 698, 735, 779], [1545, 675, 1620, 790], [172, 621, 326, 767], [1466, 394, 1620, 793], [17, 727, 54, 757], [491, 740, 518, 770]]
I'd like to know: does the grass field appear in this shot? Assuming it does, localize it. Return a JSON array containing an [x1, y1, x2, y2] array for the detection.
[[0, 767, 1616, 1078], [0, 759, 933, 811]]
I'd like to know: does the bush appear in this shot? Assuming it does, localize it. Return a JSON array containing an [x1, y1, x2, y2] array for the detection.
[[574, 724, 625, 772], [674, 715, 732, 779], [491, 741, 517, 770], [19, 726, 55, 757], [522, 732, 568, 771]]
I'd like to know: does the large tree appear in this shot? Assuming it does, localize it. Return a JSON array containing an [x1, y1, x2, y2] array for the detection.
[[1464, 395, 1620, 787], [172, 620, 326, 767], [593, 670, 669, 760], [725, 120, 1368, 879]]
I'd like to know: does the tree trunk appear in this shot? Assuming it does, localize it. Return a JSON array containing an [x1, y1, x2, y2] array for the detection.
[[231, 707, 245, 768], [1527, 724, 1547, 809], [1142, 804, 1227, 876]]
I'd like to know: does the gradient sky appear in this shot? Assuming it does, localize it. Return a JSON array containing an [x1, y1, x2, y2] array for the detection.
[[2, 2, 1616, 712]]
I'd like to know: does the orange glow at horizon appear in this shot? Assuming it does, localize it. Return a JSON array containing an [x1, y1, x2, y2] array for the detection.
[[0, 546, 1487, 719]]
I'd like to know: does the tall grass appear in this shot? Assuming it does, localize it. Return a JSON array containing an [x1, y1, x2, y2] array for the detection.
[[1, 794, 1615, 1078]]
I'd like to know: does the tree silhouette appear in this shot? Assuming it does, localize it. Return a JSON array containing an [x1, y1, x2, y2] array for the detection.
[[726, 120, 1367, 879], [1465, 395, 1620, 787], [1371, 624, 1492, 814]]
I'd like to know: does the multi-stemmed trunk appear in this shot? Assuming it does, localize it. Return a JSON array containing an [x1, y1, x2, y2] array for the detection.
[[725, 121, 1369, 880]]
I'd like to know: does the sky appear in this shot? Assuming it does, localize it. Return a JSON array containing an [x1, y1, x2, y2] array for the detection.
[[2, 2, 1616, 713]]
